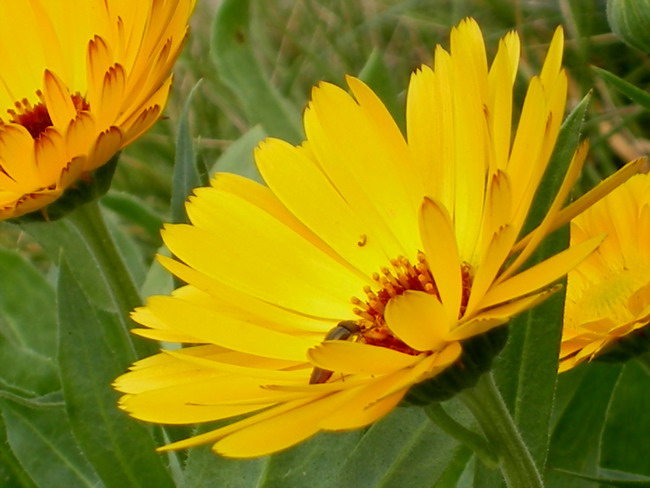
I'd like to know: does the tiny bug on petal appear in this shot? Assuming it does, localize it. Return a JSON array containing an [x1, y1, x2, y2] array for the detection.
[[309, 321, 361, 384]]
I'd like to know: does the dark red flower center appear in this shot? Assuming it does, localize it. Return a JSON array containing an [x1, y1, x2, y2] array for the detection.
[[3, 92, 89, 139], [350, 253, 473, 354]]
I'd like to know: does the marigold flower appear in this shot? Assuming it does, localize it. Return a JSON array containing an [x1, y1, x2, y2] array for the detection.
[[0, 0, 196, 220], [115, 19, 638, 458], [560, 172, 650, 372]]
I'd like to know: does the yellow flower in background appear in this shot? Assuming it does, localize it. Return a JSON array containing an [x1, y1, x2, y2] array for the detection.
[[560, 172, 650, 372], [115, 19, 640, 458], [0, 0, 196, 220]]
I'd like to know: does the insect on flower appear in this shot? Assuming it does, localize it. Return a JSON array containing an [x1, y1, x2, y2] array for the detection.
[[309, 321, 361, 384]]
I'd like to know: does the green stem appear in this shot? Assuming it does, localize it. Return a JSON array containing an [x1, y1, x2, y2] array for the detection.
[[424, 403, 498, 468], [459, 373, 544, 488], [65, 200, 142, 313], [20, 199, 154, 358]]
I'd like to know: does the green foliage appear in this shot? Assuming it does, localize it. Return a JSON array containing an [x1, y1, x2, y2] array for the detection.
[[2, 1, 650, 487]]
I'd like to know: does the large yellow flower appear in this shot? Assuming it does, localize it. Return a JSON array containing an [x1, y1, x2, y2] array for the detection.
[[0, 0, 196, 219], [560, 172, 650, 372], [115, 19, 640, 458]]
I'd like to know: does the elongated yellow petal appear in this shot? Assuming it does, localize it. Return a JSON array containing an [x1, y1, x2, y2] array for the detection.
[[308, 340, 422, 375], [482, 235, 603, 308], [419, 197, 462, 318]]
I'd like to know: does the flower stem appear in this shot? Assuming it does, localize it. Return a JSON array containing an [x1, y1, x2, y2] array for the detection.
[[423, 403, 498, 468], [20, 199, 154, 358], [459, 373, 544, 488], [67, 200, 141, 310]]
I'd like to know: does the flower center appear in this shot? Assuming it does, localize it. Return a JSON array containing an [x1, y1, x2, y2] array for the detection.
[[3, 92, 89, 139], [350, 252, 473, 354]]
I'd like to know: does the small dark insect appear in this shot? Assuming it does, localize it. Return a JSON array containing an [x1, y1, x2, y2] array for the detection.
[[309, 320, 361, 385]]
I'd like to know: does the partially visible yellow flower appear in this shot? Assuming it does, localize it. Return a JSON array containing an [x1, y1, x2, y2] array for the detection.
[[115, 19, 641, 458], [560, 172, 650, 372], [0, 0, 196, 220]]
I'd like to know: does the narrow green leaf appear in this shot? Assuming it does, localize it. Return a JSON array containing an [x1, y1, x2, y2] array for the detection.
[[432, 445, 473, 487], [492, 93, 592, 472], [551, 468, 650, 487], [593, 66, 650, 112], [2, 400, 100, 488], [211, 0, 302, 143], [57, 261, 174, 488], [0, 412, 38, 488], [171, 81, 203, 224], [546, 363, 623, 488]]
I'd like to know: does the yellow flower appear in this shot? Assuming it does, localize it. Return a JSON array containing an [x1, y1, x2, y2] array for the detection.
[[115, 19, 640, 458], [0, 0, 196, 220], [560, 172, 650, 372]]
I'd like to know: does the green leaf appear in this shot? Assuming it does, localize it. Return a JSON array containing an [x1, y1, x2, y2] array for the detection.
[[492, 93, 592, 472], [140, 247, 174, 298], [210, 124, 266, 182], [171, 81, 203, 224], [103, 209, 148, 289], [0, 412, 38, 488], [0, 248, 58, 397], [551, 468, 650, 487], [600, 362, 650, 476], [433, 445, 474, 487], [593, 66, 650, 112], [546, 363, 623, 487], [57, 260, 174, 488], [211, 0, 302, 143], [100, 191, 166, 242], [2, 399, 100, 488]]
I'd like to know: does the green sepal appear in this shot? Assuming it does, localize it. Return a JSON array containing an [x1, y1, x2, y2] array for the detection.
[[607, 0, 650, 53], [404, 326, 509, 405], [594, 324, 650, 363], [13, 153, 119, 223]]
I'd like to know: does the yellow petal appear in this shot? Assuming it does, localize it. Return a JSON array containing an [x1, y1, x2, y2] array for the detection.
[[308, 340, 422, 375], [384, 290, 450, 351], [482, 235, 604, 308], [145, 295, 320, 362], [419, 197, 462, 319]]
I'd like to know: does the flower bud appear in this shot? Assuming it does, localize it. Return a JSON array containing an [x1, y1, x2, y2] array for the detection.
[[607, 0, 650, 52]]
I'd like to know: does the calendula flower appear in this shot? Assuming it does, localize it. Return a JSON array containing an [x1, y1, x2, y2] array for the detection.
[[0, 0, 196, 220], [560, 172, 650, 372], [115, 19, 640, 458]]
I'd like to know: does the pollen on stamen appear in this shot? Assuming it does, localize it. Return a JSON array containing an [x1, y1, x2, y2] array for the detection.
[[348, 253, 475, 354]]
